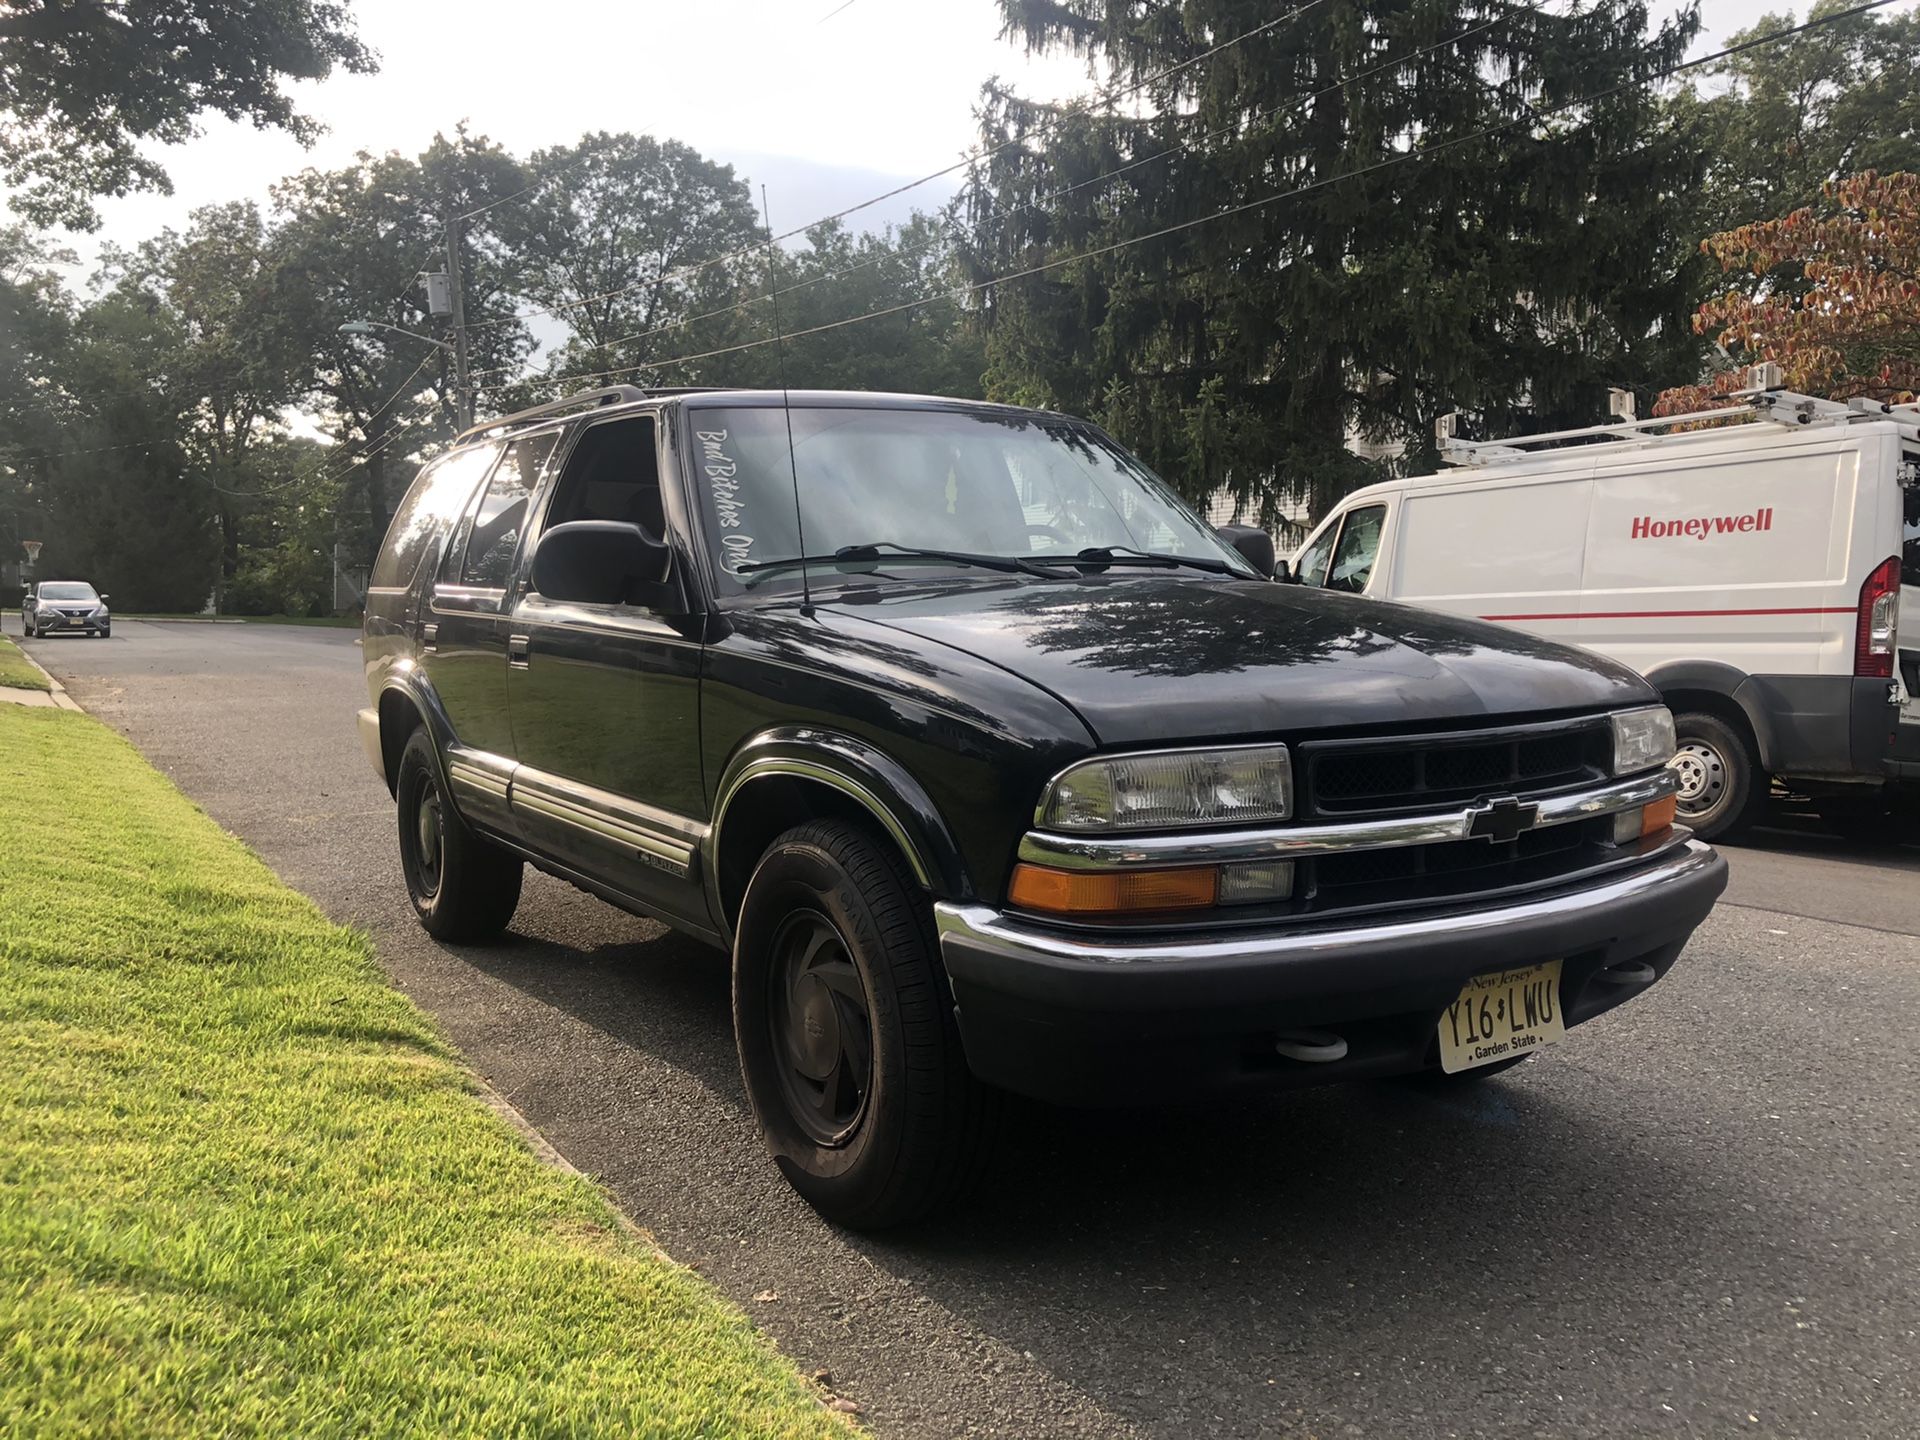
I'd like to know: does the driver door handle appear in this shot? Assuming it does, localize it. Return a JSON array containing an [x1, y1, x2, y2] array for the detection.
[[507, 633, 532, 670]]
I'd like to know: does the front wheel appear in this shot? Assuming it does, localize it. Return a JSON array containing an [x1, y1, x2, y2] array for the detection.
[[732, 819, 998, 1229], [1669, 711, 1764, 841], [394, 727, 523, 941]]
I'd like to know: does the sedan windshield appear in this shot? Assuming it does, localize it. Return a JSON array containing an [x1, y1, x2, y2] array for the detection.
[[687, 405, 1252, 593], [38, 583, 97, 602]]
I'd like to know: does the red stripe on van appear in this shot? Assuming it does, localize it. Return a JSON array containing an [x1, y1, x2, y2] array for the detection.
[[1478, 606, 1858, 621]]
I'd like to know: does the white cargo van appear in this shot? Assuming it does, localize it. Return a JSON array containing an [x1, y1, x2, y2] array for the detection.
[[1287, 390, 1919, 841]]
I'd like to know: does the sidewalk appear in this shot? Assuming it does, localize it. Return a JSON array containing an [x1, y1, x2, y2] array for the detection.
[[0, 637, 82, 710]]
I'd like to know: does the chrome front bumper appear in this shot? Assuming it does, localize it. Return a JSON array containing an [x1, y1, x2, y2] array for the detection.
[[934, 838, 1727, 1105]]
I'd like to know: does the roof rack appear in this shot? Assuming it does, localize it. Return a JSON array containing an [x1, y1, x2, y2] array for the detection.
[[1438, 387, 1918, 468], [453, 385, 650, 447]]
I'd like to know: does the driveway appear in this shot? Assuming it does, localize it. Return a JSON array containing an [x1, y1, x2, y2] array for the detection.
[[17, 616, 1920, 1438]]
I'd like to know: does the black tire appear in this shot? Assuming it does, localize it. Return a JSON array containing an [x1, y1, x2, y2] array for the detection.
[[394, 727, 523, 942], [1669, 710, 1764, 841], [732, 819, 999, 1229], [1818, 791, 1907, 845]]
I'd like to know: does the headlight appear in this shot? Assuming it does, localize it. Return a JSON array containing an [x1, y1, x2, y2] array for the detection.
[[1611, 706, 1676, 774], [1035, 745, 1293, 832]]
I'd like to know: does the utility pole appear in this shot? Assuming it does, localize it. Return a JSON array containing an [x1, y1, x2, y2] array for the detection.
[[443, 215, 475, 431]]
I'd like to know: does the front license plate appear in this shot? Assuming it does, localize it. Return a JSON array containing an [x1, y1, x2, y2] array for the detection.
[[1439, 960, 1565, 1074]]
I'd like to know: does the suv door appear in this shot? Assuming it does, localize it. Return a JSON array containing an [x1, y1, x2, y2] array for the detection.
[[424, 434, 556, 794], [504, 413, 708, 925]]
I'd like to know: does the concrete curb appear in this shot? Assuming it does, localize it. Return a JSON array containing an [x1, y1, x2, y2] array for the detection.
[[3, 642, 83, 711]]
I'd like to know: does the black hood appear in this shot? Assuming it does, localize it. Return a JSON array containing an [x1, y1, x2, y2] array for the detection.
[[822, 574, 1656, 747]]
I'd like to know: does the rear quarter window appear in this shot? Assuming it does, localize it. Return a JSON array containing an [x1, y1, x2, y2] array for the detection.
[[369, 444, 502, 590]]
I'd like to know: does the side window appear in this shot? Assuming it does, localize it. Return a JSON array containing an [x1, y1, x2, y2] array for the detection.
[[370, 443, 501, 590], [456, 433, 558, 589], [1294, 519, 1337, 587], [1326, 505, 1387, 594], [546, 417, 662, 534]]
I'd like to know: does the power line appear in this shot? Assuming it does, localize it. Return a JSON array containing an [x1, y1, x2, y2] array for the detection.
[[473, 0, 1553, 386], [500, 0, 1897, 398], [462, 0, 1331, 339]]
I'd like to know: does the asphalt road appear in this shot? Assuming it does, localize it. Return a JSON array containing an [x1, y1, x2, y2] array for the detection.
[[15, 616, 1920, 1439]]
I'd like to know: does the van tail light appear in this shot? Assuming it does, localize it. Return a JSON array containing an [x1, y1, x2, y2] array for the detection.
[[1855, 556, 1901, 678]]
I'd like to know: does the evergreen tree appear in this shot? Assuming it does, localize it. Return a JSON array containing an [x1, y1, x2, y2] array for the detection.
[[967, 0, 1708, 524]]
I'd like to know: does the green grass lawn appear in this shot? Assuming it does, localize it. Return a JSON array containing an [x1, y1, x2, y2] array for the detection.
[[0, 705, 850, 1439], [0, 633, 50, 690]]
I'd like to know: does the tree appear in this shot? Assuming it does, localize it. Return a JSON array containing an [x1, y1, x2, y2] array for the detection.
[[101, 202, 311, 603], [967, 0, 1708, 524], [702, 213, 987, 396], [32, 290, 221, 610], [272, 130, 534, 568], [1674, 1, 1920, 235], [490, 132, 764, 390], [0, 0, 375, 230], [1656, 170, 1920, 414], [0, 225, 77, 570]]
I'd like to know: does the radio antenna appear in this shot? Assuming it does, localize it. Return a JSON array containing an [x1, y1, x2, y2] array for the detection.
[[760, 185, 810, 611]]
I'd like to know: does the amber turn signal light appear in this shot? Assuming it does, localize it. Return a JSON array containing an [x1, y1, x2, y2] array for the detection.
[[1640, 793, 1677, 836], [1008, 863, 1218, 914]]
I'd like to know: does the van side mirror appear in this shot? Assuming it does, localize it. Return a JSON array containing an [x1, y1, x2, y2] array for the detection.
[[1215, 524, 1276, 579], [1272, 559, 1295, 584], [532, 520, 678, 609]]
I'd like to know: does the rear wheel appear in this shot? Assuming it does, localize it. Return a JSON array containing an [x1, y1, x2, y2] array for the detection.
[[1669, 711, 1764, 841], [394, 727, 523, 941], [732, 819, 998, 1229]]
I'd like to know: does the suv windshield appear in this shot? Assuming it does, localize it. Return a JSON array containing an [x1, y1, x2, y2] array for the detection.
[[686, 405, 1252, 592], [38, 583, 97, 602]]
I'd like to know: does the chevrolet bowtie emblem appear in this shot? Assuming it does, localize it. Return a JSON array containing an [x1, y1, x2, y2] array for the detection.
[[1465, 794, 1539, 844]]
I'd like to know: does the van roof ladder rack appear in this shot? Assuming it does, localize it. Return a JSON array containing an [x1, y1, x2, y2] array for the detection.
[[1437, 386, 1911, 468], [454, 385, 651, 446]]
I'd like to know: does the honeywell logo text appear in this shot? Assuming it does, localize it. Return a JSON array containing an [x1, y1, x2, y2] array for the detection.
[[1630, 508, 1774, 541]]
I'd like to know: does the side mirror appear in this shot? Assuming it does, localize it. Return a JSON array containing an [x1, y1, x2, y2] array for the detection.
[[1272, 559, 1295, 584], [99, 593, 109, 603], [531, 520, 678, 609], [1215, 524, 1276, 580]]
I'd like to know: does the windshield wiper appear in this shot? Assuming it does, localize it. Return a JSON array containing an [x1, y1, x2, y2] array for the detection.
[[1032, 545, 1241, 576], [737, 542, 1073, 586]]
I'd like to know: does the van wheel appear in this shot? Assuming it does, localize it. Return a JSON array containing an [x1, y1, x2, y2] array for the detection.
[[394, 728, 523, 941], [732, 819, 998, 1230], [1669, 711, 1763, 841]]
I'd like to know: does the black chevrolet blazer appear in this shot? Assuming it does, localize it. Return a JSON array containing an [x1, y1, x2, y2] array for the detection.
[[360, 385, 1728, 1228]]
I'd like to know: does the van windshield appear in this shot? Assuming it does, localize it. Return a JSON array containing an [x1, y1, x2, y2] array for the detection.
[[684, 405, 1251, 593]]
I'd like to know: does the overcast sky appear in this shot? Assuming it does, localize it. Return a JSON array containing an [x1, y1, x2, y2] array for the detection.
[[42, 0, 1857, 272]]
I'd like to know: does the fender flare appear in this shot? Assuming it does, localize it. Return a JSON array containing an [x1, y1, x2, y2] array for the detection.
[[372, 659, 459, 793], [1642, 659, 1777, 770], [705, 726, 972, 907]]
